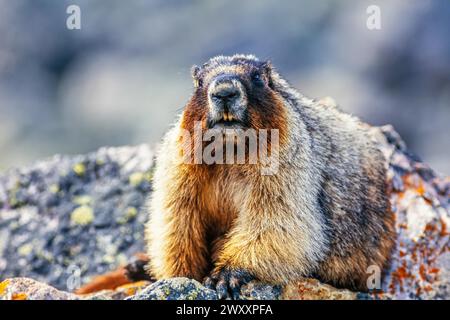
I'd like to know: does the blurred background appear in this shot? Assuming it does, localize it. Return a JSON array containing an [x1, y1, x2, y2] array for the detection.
[[0, 0, 448, 174]]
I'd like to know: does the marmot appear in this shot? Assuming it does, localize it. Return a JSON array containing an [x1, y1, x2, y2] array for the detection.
[[145, 54, 395, 298]]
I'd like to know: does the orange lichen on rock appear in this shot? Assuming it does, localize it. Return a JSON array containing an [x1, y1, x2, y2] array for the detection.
[[115, 281, 150, 297], [11, 292, 27, 300], [0, 279, 10, 296], [375, 125, 450, 299], [283, 278, 356, 300], [440, 218, 449, 237]]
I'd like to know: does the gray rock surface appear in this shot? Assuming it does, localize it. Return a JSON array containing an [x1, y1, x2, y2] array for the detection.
[[0, 277, 79, 300], [0, 277, 151, 300], [125, 278, 282, 300], [0, 145, 153, 291], [126, 278, 218, 300]]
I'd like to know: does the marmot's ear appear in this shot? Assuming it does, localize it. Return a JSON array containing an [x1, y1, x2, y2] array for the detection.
[[261, 61, 274, 89], [191, 65, 201, 87]]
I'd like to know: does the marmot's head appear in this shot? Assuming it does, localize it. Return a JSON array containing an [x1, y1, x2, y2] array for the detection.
[[181, 55, 287, 136]]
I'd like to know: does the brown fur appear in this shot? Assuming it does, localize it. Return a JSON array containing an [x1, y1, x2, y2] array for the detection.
[[145, 55, 395, 292]]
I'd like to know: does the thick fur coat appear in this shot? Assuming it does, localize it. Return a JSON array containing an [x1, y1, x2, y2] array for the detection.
[[145, 55, 395, 294]]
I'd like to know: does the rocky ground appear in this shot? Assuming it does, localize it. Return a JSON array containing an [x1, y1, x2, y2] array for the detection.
[[0, 125, 449, 300], [0, 145, 154, 291]]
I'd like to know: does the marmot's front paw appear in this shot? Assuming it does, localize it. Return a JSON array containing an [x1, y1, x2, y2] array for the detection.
[[203, 267, 254, 300]]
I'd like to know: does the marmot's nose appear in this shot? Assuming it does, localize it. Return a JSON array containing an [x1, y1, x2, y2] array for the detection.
[[210, 83, 241, 107]]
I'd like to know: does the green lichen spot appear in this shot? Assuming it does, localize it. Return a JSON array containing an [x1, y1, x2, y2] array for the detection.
[[117, 207, 138, 224], [71, 205, 94, 225], [9, 194, 18, 207], [18, 243, 33, 256], [116, 217, 126, 225], [125, 207, 138, 219], [187, 291, 199, 300], [49, 184, 60, 193], [73, 163, 86, 176], [73, 195, 92, 206], [36, 250, 54, 263], [103, 254, 115, 264], [8, 186, 23, 208], [129, 172, 144, 187]]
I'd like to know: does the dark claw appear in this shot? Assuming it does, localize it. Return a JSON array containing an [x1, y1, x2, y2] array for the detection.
[[216, 279, 228, 299], [230, 277, 242, 300], [202, 267, 254, 300]]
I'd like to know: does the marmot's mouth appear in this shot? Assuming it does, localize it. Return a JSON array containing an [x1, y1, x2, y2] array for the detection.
[[217, 112, 241, 126], [209, 112, 244, 129], [222, 112, 235, 122]]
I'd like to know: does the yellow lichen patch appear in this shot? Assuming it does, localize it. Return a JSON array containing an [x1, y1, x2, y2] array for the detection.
[[129, 172, 144, 187], [71, 205, 94, 225], [416, 183, 425, 196], [117, 207, 138, 224], [102, 254, 115, 264], [116, 281, 150, 297], [18, 243, 33, 256], [116, 281, 149, 291], [125, 287, 136, 296], [49, 184, 60, 193], [125, 207, 138, 220], [73, 163, 86, 176], [73, 195, 92, 206], [0, 279, 10, 296], [12, 292, 27, 300]]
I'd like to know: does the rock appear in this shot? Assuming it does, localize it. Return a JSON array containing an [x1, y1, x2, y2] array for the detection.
[[81, 281, 151, 300], [0, 277, 150, 300], [0, 145, 154, 291], [0, 278, 78, 300], [0, 125, 448, 300], [282, 279, 357, 300], [239, 281, 282, 300], [126, 278, 218, 300], [373, 125, 450, 299]]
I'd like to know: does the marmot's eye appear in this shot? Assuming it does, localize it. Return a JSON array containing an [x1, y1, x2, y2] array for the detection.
[[196, 78, 203, 88], [251, 72, 263, 85]]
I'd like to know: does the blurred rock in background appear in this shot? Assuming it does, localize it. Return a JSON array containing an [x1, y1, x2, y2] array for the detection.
[[0, 144, 154, 290], [0, 0, 449, 173]]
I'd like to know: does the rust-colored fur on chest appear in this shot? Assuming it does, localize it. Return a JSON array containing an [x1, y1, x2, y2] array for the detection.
[[188, 164, 241, 235]]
